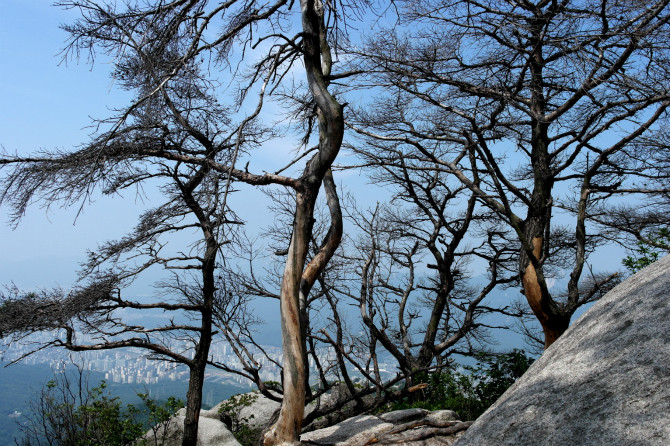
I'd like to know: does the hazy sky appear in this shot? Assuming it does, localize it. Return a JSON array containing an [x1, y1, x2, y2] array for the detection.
[[0, 3, 293, 349], [0, 2, 628, 355], [1, 2, 140, 288], [0, 2, 377, 295]]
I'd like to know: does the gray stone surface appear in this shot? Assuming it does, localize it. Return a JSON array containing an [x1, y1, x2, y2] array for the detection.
[[239, 392, 281, 429], [301, 410, 468, 446], [137, 408, 240, 446], [379, 427, 467, 446], [423, 410, 458, 425], [378, 408, 429, 423], [300, 414, 394, 445], [455, 255, 670, 446], [303, 391, 377, 432], [209, 391, 281, 430]]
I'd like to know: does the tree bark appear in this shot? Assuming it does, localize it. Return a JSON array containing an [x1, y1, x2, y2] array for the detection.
[[264, 1, 344, 443], [182, 360, 206, 446], [520, 235, 569, 348], [177, 168, 217, 446], [264, 190, 315, 445], [182, 284, 214, 446]]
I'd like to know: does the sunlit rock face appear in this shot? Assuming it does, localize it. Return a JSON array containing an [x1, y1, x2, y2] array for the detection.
[[455, 255, 670, 446], [301, 409, 468, 446], [137, 407, 240, 446]]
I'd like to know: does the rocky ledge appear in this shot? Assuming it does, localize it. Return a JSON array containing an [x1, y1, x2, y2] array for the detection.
[[140, 255, 670, 446], [301, 408, 471, 446], [138, 406, 471, 446]]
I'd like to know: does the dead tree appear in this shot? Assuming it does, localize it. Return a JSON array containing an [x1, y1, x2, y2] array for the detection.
[[305, 156, 522, 399], [350, 0, 670, 348], [0, 159, 241, 446], [0, 50, 250, 441], [228, 166, 522, 429], [341, 186, 519, 380], [1, 1, 364, 444]]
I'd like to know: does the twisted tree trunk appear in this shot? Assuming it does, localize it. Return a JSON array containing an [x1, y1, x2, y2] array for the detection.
[[263, 1, 344, 444]]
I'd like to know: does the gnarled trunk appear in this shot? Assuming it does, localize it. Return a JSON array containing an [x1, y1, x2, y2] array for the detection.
[[179, 173, 217, 446], [264, 191, 315, 445], [520, 235, 569, 348], [263, 2, 344, 444]]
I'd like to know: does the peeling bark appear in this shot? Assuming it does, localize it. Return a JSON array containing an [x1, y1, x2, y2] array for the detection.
[[521, 236, 568, 348], [264, 1, 344, 443]]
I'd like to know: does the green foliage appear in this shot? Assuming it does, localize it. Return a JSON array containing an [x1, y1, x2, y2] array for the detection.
[[18, 371, 184, 446], [389, 350, 534, 421], [135, 393, 185, 446], [217, 392, 262, 446], [622, 228, 670, 274], [18, 379, 144, 446]]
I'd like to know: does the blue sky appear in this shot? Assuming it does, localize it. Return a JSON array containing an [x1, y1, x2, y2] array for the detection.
[[0, 2, 378, 288], [0, 2, 142, 288], [0, 2, 374, 348], [0, 2, 634, 356]]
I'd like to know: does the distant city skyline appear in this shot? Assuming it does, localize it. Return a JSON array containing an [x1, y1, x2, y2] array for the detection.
[[1, 327, 400, 390]]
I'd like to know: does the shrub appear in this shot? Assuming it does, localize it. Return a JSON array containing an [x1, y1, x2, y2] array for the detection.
[[17, 366, 183, 446], [18, 378, 143, 446], [389, 350, 534, 420], [622, 227, 670, 274], [217, 392, 263, 446], [134, 393, 185, 446]]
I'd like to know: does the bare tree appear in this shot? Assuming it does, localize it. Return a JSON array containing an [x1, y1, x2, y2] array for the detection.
[[227, 163, 525, 430], [1, 0, 364, 444], [0, 105, 244, 445], [341, 190, 518, 379], [350, 0, 670, 348], [294, 160, 523, 407]]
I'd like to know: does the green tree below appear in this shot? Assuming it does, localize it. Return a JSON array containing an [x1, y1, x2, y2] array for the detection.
[[389, 350, 534, 421], [622, 228, 670, 274], [17, 369, 184, 446]]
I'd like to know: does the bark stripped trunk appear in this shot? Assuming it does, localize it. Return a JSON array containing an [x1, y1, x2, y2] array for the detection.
[[263, 1, 344, 444], [519, 112, 569, 348], [519, 14, 569, 348], [300, 169, 342, 393], [266, 192, 315, 445], [518, 140, 569, 349], [519, 233, 569, 348]]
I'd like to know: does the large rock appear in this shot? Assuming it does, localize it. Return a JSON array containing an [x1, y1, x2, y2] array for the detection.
[[301, 409, 470, 446], [208, 386, 372, 435], [378, 408, 430, 424], [137, 408, 240, 446], [301, 414, 394, 445], [455, 255, 670, 446], [210, 391, 281, 430], [303, 385, 378, 432]]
